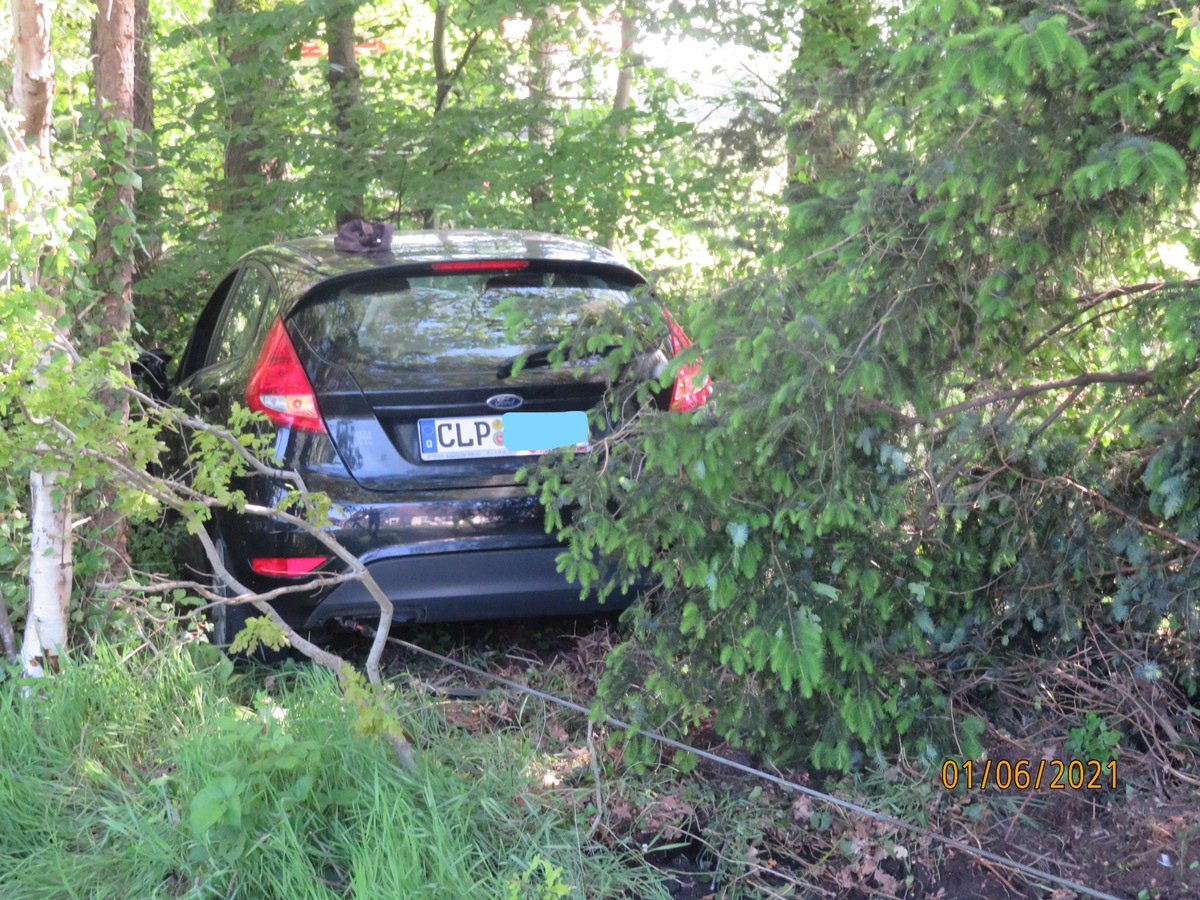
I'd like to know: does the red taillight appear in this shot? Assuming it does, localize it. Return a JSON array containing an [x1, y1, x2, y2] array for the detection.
[[665, 312, 712, 412], [246, 318, 327, 433], [430, 260, 530, 274], [250, 556, 329, 577]]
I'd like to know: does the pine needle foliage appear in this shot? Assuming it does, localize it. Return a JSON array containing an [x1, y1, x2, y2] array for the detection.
[[523, 0, 1200, 772]]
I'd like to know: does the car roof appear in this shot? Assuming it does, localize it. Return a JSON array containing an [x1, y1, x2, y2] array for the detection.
[[250, 229, 641, 281]]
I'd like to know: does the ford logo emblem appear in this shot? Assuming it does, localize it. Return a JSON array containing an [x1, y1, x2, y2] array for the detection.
[[486, 393, 524, 411]]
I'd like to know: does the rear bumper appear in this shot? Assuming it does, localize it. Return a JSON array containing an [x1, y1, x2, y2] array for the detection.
[[303, 546, 631, 628], [206, 482, 631, 631]]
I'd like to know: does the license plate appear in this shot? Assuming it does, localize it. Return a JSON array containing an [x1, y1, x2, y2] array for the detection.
[[417, 414, 588, 461]]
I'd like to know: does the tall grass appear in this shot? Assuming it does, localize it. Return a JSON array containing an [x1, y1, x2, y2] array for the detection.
[[0, 643, 666, 899]]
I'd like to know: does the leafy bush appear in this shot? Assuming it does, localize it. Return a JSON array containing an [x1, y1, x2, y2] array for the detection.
[[0, 642, 668, 899], [524, 0, 1200, 772]]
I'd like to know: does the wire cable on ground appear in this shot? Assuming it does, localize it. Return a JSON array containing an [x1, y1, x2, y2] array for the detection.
[[384, 634, 1126, 900]]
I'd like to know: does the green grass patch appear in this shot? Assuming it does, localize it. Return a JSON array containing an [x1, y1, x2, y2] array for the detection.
[[0, 643, 666, 899]]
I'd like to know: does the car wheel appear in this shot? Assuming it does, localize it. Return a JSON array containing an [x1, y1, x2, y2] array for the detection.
[[207, 535, 292, 665]]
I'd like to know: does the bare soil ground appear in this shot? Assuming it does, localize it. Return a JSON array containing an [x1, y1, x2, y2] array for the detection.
[[344, 616, 1200, 900]]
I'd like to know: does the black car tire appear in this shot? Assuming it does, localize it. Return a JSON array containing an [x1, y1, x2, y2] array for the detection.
[[208, 536, 293, 665]]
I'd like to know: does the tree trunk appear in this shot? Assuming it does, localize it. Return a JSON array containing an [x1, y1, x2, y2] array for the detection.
[[611, 3, 637, 140], [605, 2, 638, 248], [90, 0, 138, 579], [422, 2, 451, 230], [527, 8, 555, 212], [11, 0, 73, 678], [10, 0, 54, 155], [132, 0, 152, 137], [21, 472, 73, 676], [0, 588, 18, 666], [420, 5, 482, 229], [132, 0, 162, 278], [326, 4, 363, 226], [432, 2, 451, 113], [214, 0, 284, 214]]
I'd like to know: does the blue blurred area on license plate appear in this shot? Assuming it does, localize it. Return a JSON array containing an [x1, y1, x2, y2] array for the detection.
[[417, 414, 589, 461]]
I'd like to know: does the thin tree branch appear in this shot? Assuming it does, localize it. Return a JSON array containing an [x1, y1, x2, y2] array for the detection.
[[1027, 384, 1085, 440], [432, 1, 481, 114], [1025, 279, 1200, 355], [930, 371, 1153, 421], [444, 30, 483, 107], [1055, 475, 1200, 556], [194, 526, 350, 673], [116, 570, 365, 606], [48, 390, 397, 686], [992, 185, 1063, 215], [865, 370, 1154, 425]]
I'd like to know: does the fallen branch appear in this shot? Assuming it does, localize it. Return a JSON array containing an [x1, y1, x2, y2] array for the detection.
[[194, 530, 417, 774], [38, 391, 416, 771], [49, 395, 397, 686], [1054, 474, 1200, 556], [863, 370, 1154, 426], [1025, 279, 1200, 355], [194, 527, 348, 675], [117, 570, 365, 606]]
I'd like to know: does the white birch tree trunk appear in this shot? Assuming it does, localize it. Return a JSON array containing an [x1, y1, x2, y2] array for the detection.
[[21, 471, 72, 675], [10, 0, 72, 677], [10, 0, 54, 159]]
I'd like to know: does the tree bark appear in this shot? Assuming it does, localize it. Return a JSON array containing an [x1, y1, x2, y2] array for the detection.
[[611, 3, 637, 140], [10, 0, 54, 155], [326, 4, 363, 226], [132, 0, 161, 277], [527, 8, 555, 211], [90, 0, 138, 580], [214, 0, 284, 213], [132, 0, 152, 137], [10, 0, 73, 679], [605, 2, 638, 247], [21, 471, 73, 676], [432, 2, 451, 113], [0, 588, 19, 666]]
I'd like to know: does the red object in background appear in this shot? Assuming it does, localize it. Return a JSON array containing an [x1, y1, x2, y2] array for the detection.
[[299, 39, 387, 59]]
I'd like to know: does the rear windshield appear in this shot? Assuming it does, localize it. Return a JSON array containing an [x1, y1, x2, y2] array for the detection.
[[291, 271, 632, 371]]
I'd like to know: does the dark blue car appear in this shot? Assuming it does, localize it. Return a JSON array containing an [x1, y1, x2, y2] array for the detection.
[[168, 228, 710, 646]]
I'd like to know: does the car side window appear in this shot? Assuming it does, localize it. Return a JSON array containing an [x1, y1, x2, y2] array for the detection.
[[207, 265, 272, 367]]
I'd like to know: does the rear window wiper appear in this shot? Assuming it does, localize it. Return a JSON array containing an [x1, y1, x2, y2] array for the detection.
[[497, 340, 629, 379], [497, 344, 560, 379]]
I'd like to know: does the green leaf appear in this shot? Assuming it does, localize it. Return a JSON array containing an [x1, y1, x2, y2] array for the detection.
[[811, 582, 839, 601], [189, 773, 239, 835]]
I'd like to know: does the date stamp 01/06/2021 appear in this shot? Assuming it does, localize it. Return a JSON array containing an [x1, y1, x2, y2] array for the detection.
[[940, 758, 1118, 791]]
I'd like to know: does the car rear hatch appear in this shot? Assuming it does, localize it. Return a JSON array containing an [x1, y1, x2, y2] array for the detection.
[[286, 262, 641, 492]]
